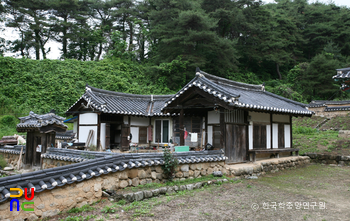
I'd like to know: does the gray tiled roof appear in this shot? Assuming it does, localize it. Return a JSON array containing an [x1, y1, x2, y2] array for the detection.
[[309, 100, 350, 108], [163, 70, 312, 116], [0, 150, 226, 203], [66, 85, 174, 116], [325, 106, 350, 112], [17, 111, 68, 129], [333, 67, 350, 79]]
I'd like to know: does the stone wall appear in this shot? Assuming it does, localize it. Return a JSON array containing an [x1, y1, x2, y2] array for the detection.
[[42, 158, 75, 169], [0, 152, 22, 168], [304, 153, 350, 165], [0, 161, 226, 221]]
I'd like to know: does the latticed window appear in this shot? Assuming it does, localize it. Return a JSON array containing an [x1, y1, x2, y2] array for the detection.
[[224, 109, 245, 124]]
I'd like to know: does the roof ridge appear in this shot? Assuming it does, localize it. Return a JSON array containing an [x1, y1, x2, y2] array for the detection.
[[199, 70, 263, 91], [86, 85, 174, 100]]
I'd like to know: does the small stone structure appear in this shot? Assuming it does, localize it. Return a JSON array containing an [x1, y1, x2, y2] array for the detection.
[[303, 153, 350, 165]]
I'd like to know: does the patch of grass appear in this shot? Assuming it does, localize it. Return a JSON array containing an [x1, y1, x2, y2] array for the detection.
[[67, 204, 96, 214], [0, 154, 7, 169], [116, 199, 127, 206], [60, 214, 97, 221], [101, 205, 116, 214]]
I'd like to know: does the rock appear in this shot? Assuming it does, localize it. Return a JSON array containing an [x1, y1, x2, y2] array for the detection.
[[156, 166, 163, 173], [190, 164, 197, 170], [207, 167, 214, 174], [144, 190, 153, 198], [247, 175, 258, 179], [196, 164, 202, 170], [194, 170, 201, 177], [188, 170, 194, 176], [151, 172, 157, 180], [152, 189, 160, 196], [138, 170, 147, 179], [128, 169, 139, 179], [186, 184, 194, 190], [167, 187, 175, 194], [183, 172, 189, 177], [201, 170, 207, 176], [156, 173, 162, 179], [42, 209, 60, 218], [102, 191, 110, 197], [36, 204, 45, 210], [175, 171, 183, 178], [212, 171, 223, 177], [132, 177, 140, 186], [173, 185, 179, 191], [124, 193, 134, 202], [223, 179, 228, 182], [194, 182, 202, 189], [27, 214, 38, 221], [119, 180, 128, 188], [140, 179, 147, 185], [179, 185, 186, 191], [3, 167, 13, 171], [94, 183, 101, 192], [180, 178, 186, 181], [134, 191, 144, 201], [181, 165, 189, 172], [146, 178, 152, 184], [159, 187, 167, 194]]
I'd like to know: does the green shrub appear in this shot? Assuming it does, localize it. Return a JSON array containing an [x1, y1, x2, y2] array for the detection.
[[293, 126, 318, 135], [0, 115, 17, 128], [161, 148, 178, 181]]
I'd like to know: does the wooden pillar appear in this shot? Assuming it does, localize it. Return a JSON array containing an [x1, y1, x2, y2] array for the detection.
[[42, 133, 47, 153], [290, 115, 293, 149], [77, 115, 80, 141], [180, 109, 184, 146], [270, 113, 273, 149], [220, 107, 225, 149], [205, 113, 208, 146], [97, 114, 101, 150], [33, 134, 37, 166]]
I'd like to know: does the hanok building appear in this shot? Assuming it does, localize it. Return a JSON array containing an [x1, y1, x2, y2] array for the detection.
[[66, 69, 312, 163], [16, 111, 68, 166]]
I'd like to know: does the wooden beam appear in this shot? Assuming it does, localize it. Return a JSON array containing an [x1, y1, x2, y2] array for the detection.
[[97, 113, 101, 150], [220, 107, 225, 149], [270, 113, 273, 149], [205, 113, 208, 146], [180, 109, 184, 146], [290, 115, 293, 149]]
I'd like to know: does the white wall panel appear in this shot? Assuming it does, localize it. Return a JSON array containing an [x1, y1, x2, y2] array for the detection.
[[273, 114, 290, 123], [208, 126, 213, 144], [79, 126, 97, 146], [266, 125, 271, 149], [284, 124, 291, 148], [79, 113, 98, 125], [249, 112, 270, 123], [208, 111, 220, 124], [123, 116, 129, 124], [130, 127, 139, 143], [100, 123, 106, 149], [131, 117, 149, 126], [249, 125, 253, 150], [272, 123, 278, 149]]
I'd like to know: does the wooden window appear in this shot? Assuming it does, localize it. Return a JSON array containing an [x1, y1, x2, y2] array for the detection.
[[253, 124, 266, 149], [139, 127, 147, 143]]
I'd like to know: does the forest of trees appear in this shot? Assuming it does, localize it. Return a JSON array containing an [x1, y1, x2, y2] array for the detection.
[[1, 0, 350, 116]]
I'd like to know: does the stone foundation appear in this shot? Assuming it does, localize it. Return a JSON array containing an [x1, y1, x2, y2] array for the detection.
[[226, 156, 310, 178], [0, 161, 226, 221], [304, 153, 350, 165], [0, 152, 22, 168]]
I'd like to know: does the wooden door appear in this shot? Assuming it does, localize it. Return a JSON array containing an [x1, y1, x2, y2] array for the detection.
[[105, 123, 110, 149], [121, 124, 130, 151], [253, 124, 266, 149], [278, 124, 285, 148], [225, 124, 247, 163]]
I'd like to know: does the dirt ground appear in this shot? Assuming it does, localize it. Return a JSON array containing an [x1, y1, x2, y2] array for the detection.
[[48, 164, 350, 221]]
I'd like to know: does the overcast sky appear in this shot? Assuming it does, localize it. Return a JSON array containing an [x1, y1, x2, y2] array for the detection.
[[2, 0, 349, 60]]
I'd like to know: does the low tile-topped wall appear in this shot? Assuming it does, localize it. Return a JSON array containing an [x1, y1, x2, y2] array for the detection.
[[303, 153, 350, 165], [0, 152, 22, 169], [225, 156, 310, 178], [0, 161, 226, 221]]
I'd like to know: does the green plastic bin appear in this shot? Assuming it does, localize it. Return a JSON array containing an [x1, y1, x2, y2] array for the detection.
[[175, 146, 189, 152]]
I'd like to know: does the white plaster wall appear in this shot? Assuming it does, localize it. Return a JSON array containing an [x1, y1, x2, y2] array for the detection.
[[73, 121, 78, 133], [249, 112, 270, 123], [249, 125, 253, 150], [130, 127, 139, 143], [273, 114, 290, 123], [79, 113, 98, 125], [208, 111, 220, 124], [272, 123, 278, 149], [266, 125, 271, 149], [123, 116, 129, 124], [100, 123, 106, 149], [79, 126, 97, 146], [208, 126, 213, 144], [131, 117, 149, 126], [284, 124, 291, 148]]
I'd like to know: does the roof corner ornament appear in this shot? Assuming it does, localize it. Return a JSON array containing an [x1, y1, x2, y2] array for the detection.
[[261, 82, 265, 91], [195, 67, 203, 77], [81, 99, 92, 109], [151, 94, 154, 102]]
